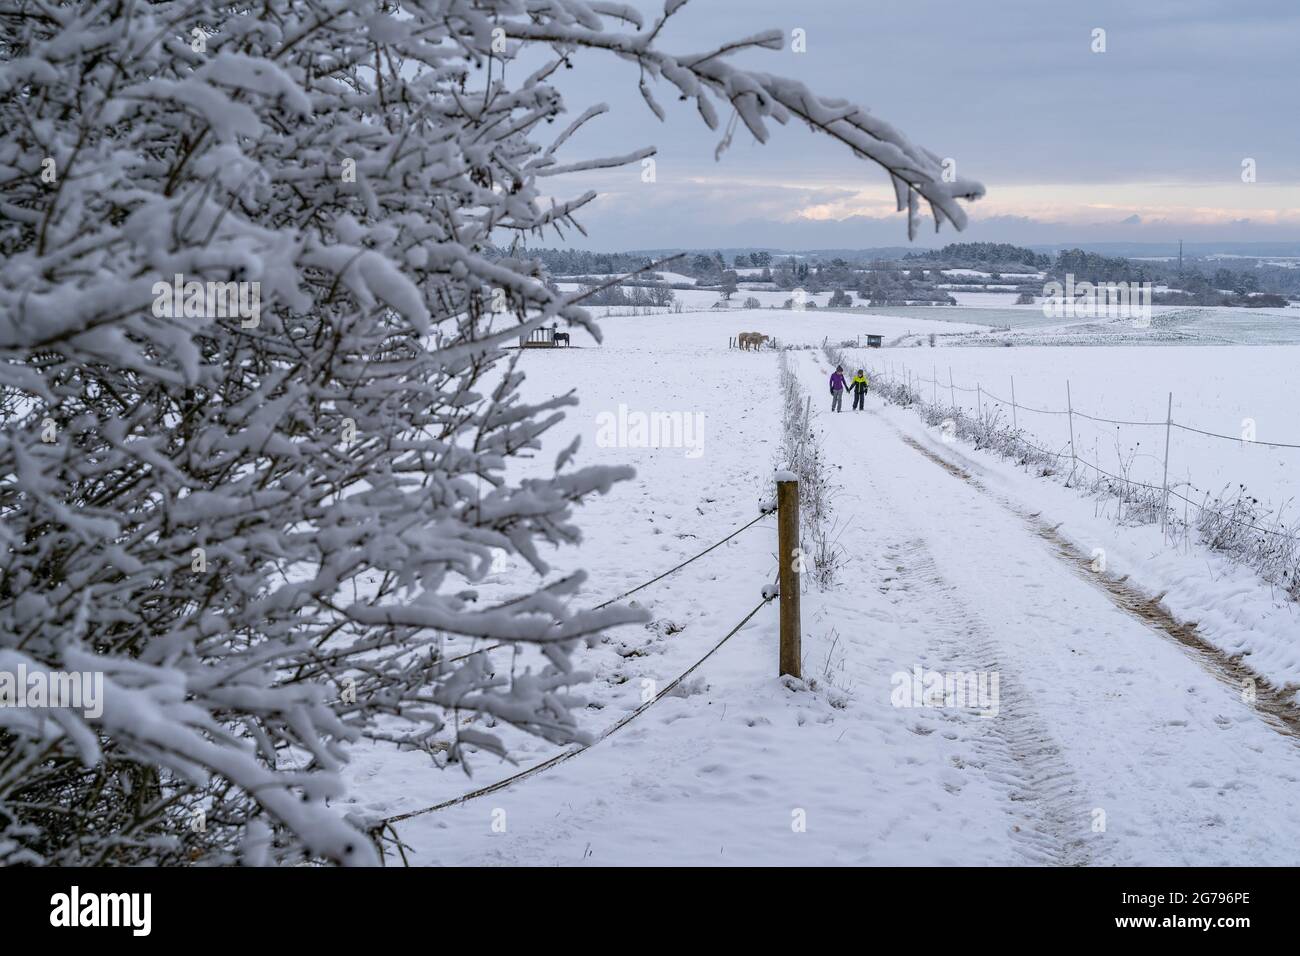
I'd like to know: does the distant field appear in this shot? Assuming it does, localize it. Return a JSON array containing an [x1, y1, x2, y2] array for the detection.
[[554, 278, 1300, 346], [552, 304, 1300, 515], [835, 303, 1300, 345], [854, 343, 1300, 516]]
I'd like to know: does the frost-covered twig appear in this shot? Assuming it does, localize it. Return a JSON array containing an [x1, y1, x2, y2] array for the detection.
[[0, 0, 980, 865]]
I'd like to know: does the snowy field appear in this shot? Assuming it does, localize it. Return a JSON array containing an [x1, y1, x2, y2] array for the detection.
[[590, 304, 988, 343], [815, 301, 1300, 346], [348, 304, 1300, 867], [866, 345, 1300, 518]]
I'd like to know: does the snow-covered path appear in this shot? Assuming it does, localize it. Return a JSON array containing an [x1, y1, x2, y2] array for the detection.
[[800, 352, 1300, 865]]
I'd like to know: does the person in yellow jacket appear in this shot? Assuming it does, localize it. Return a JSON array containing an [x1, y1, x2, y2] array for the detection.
[[849, 369, 870, 410]]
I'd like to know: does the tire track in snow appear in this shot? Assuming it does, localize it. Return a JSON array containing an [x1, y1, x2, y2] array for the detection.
[[809, 356, 1095, 864], [877, 535, 1095, 866], [894, 430, 1300, 746], [804, 361, 1300, 864]]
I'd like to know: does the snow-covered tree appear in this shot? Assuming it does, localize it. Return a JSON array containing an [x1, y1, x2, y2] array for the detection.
[[0, 0, 981, 865]]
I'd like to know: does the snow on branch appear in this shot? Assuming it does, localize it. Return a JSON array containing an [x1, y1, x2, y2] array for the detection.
[[0, 0, 980, 865]]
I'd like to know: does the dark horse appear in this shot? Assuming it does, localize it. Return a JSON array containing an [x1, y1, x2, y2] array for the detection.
[[553, 331, 570, 347]]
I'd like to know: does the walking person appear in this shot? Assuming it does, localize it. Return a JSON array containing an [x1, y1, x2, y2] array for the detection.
[[829, 365, 847, 412], [850, 369, 869, 410]]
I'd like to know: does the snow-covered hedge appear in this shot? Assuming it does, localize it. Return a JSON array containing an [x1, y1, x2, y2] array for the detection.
[[0, 0, 979, 864]]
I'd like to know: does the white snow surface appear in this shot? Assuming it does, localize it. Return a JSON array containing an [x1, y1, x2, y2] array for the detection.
[[347, 307, 1300, 866]]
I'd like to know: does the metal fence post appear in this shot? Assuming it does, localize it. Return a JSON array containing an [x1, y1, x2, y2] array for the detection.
[[1011, 376, 1018, 432], [1161, 392, 1173, 536], [1066, 379, 1077, 484]]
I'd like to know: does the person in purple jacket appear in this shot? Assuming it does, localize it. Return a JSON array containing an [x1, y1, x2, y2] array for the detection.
[[829, 365, 847, 412]]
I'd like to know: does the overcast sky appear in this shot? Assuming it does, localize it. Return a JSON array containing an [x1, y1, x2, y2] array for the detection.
[[522, 0, 1299, 250]]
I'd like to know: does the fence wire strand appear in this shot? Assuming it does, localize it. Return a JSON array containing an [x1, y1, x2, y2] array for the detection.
[[376, 592, 775, 836], [592, 509, 773, 610], [873, 357, 1300, 544], [1172, 422, 1300, 449], [1072, 410, 1166, 427], [882, 363, 1300, 444], [436, 508, 773, 665]]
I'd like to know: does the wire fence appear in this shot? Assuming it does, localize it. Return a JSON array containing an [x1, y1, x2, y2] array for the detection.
[[868, 358, 1300, 546], [895, 361, 1300, 447], [373, 504, 780, 860], [435, 508, 774, 666]]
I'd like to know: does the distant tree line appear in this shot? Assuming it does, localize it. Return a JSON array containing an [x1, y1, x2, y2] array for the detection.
[[576, 282, 676, 308], [508, 247, 656, 277], [1047, 249, 1159, 285], [511, 243, 1299, 307], [908, 241, 1051, 269], [687, 250, 773, 280]]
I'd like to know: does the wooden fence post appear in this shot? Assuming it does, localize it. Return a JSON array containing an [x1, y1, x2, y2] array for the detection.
[[777, 475, 801, 679]]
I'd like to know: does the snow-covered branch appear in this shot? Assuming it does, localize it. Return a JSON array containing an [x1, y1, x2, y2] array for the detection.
[[0, 0, 980, 865]]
